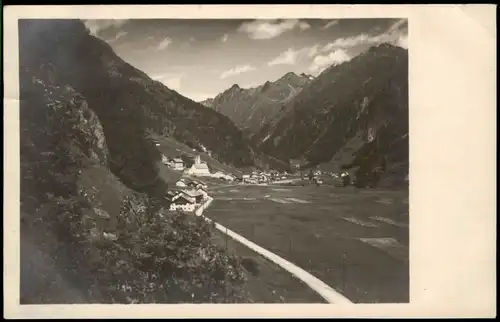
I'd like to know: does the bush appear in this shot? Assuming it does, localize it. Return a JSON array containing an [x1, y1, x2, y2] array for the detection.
[[88, 196, 251, 303]]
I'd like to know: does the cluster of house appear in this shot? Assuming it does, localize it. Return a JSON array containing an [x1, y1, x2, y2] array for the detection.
[[301, 169, 323, 179], [236, 168, 359, 186], [211, 171, 236, 182], [162, 154, 211, 176], [240, 170, 291, 184], [161, 153, 238, 183], [165, 178, 210, 212], [159, 154, 205, 177], [161, 155, 184, 170]]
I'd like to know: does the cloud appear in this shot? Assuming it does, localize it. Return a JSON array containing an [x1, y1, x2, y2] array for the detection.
[[238, 19, 309, 40], [267, 45, 319, 66], [304, 19, 408, 75], [321, 19, 408, 51], [387, 19, 407, 34], [322, 34, 373, 52], [387, 19, 408, 49], [221, 34, 229, 43], [157, 37, 172, 51], [152, 73, 184, 90], [268, 48, 297, 66], [84, 19, 129, 37], [323, 20, 339, 29], [189, 37, 196, 42], [219, 65, 256, 79], [308, 49, 351, 74]]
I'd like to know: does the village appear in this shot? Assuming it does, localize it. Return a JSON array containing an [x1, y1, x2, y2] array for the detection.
[[160, 153, 355, 213]]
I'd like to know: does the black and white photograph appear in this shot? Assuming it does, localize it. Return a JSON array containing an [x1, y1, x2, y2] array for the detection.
[[18, 17, 410, 305], [5, 5, 495, 318]]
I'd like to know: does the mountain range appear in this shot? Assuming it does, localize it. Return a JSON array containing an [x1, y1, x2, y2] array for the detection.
[[201, 72, 314, 135], [256, 43, 409, 187], [202, 43, 408, 188]]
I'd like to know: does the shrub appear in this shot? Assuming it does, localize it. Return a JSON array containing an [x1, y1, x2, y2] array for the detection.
[[88, 197, 251, 303]]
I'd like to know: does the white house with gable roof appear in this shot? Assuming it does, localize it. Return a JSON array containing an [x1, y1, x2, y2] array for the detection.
[[172, 157, 185, 171]]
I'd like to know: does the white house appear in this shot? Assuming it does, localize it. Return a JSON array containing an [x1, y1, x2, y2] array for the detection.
[[169, 198, 196, 212], [197, 181, 208, 190], [243, 177, 258, 184], [165, 190, 180, 203], [212, 171, 226, 179], [175, 179, 187, 188], [167, 191, 197, 212], [172, 157, 184, 171], [185, 155, 211, 176], [185, 179, 207, 190], [196, 187, 209, 199], [184, 179, 196, 188], [181, 189, 205, 204], [212, 171, 235, 182]]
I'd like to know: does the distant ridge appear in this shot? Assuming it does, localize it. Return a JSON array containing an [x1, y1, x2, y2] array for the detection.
[[254, 43, 409, 188], [200, 72, 312, 134]]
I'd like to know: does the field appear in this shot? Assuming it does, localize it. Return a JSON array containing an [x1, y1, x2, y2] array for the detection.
[[209, 229, 325, 303], [205, 184, 409, 303]]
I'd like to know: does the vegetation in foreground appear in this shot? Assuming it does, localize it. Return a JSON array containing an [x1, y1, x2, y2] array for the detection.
[[22, 193, 252, 304]]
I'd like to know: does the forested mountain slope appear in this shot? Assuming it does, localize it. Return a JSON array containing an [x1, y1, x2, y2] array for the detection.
[[255, 44, 409, 187]]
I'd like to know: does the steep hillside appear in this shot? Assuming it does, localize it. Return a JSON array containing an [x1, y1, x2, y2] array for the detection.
[[255, 44, 409, 188], [23, 19, 260, 176], [19, 19, 252, 304], [201, 72, 312, 134]]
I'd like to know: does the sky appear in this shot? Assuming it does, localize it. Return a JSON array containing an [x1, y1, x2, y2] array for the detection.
[[84, 18, 408, 102]]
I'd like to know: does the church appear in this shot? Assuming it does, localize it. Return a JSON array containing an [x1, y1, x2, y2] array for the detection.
[[185, 155, 211, 177]]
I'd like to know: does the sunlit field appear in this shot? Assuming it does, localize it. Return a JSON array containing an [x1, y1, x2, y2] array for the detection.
[[205, 184, 409, 303]]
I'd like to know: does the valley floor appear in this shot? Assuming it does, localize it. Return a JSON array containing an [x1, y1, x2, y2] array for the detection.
[[209, 228, 325, 303], [204, 184, 409, 303]]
